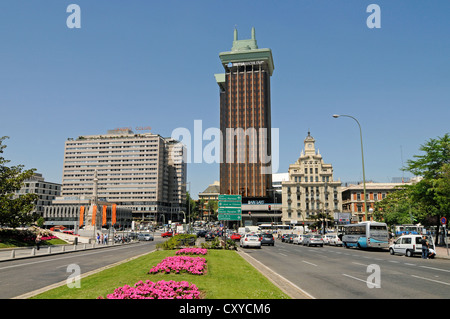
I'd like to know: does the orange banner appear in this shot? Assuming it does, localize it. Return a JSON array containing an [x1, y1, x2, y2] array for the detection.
[[92, 205, 97, 226], [102, 205, 107, 226], [79, 206, 85, 227], [112, 204, 117, 225]]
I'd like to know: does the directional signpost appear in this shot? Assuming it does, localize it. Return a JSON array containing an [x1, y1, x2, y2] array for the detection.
[[218, 195, 242, 221]]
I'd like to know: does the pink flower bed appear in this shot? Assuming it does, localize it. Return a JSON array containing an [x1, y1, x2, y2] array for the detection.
[[148, 256, 207, 275], [100, 280, 201, 299], [175, 248, 207, 255]]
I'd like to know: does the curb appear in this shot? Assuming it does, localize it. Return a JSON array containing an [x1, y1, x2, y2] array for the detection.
[[236, 248, 314, 299]]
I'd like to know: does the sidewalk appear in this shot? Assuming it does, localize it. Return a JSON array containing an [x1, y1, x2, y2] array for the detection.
[[434, 245, 450, 259], [0, 241, 137, 262]]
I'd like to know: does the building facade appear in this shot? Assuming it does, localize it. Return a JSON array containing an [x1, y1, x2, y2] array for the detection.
[[341, 182, 407, 222], [281, 132, 342, 225], [14, 173, 61, 216], [215, 27, 275, 200], [61, 129, 186, 223]]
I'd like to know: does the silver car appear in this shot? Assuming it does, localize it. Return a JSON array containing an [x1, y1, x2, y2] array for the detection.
[[138, 233, 154, 241], [303, 234, 323, 247]]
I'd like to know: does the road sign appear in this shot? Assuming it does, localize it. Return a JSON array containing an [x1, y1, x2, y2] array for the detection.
[[219, 201, 241, 208], [441, 217, 447, 225], [218, 207, 241, 215], [218, 214, 242, 221], [218, 195, 242, 201]]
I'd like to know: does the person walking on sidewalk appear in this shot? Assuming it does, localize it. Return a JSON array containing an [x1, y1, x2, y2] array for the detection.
[[35, 233, 42, 251]]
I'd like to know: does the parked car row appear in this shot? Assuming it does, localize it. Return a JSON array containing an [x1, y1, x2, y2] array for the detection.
[[281, 233, 343, 247]]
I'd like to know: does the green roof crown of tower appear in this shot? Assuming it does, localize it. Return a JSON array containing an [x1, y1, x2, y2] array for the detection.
[[231, 27, 258, 51], [217, 27, 275, 76]]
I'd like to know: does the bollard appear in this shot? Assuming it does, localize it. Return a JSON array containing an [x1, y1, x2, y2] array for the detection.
[[31, 248, 36, 256], [84, 243, 87, 250], [48, 246, 52, 254], [61, 245, 65, 252], [10, 250, 15, 259]]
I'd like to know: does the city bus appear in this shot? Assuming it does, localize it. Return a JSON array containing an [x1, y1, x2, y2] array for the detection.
[[342, 221, 389, 249], [394, 224, 424, 236]]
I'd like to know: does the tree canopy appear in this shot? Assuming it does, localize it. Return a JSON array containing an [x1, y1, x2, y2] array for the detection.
[[376, 133, 449, 243], [0, 136, 38, 227]]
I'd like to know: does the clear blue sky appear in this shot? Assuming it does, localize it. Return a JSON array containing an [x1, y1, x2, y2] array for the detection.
[[1, 1, 449, 199]]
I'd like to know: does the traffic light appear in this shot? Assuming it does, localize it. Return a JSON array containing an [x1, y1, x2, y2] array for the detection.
[[268, 205, 271, 211]]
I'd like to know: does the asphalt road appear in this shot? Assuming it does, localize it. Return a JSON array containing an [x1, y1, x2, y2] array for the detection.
[[0, 239, 162, 299], [240, 239, 450, 299]]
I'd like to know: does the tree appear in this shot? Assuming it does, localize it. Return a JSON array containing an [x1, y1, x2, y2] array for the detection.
[[206, 200, 218, 221], [0, 136, 38, 227], [403, 133, 450, 244], [374, 186, 424, 228]]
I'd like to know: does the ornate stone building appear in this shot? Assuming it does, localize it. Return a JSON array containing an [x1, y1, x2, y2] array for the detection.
[[281, 132, 342, 226]]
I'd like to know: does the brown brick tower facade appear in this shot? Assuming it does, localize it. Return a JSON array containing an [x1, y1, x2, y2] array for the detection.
[[215, 28, 275, 200]]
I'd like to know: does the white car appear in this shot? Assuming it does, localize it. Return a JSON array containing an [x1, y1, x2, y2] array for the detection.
[[293, 235, 304, 245], [329, 235, 343, 246], [240, 233, 262, 248], [389, 234, 434, 257], [323, 234, 336, 245]]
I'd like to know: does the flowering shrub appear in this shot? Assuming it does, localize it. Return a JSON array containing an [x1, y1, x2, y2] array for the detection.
[[175, 248, 207, 255], [149, 256, 207, 275], [99, 280, 201, 299], [40, 235, 59, 241]]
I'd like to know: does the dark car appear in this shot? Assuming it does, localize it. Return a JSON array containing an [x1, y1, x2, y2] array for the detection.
[[205, 232, 216, 241], [261, 233, 274, 246], [196, 230, 207, 237], [281, 234, 292, 242]]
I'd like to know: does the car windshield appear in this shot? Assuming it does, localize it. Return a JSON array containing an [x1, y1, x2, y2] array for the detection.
[[262, 234, 273, 238], [312, 235, 322, 238]]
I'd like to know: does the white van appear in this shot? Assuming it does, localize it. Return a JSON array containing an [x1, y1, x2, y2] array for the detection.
[[389, 234, 434, 257]]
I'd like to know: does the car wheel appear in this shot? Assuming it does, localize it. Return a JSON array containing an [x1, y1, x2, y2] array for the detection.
[[389, 248, 395, 255], [406, 250, 413, 257]]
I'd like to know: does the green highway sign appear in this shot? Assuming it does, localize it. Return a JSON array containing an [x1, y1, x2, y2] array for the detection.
[[218, 214, 242, 221], [218, 207, 241, 215], [218, 195, 242, 201], [219, 201, 242, 208]]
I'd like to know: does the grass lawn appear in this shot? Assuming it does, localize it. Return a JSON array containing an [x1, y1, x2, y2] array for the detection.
[[31, 249, 290, 299]]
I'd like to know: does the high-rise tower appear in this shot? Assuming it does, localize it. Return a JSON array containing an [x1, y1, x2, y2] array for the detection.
[[215, 28, 275, 200]]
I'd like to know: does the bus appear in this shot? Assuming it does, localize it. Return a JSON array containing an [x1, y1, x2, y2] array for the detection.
[[342, 221, 389, 249], [394, 224, 424, 236]]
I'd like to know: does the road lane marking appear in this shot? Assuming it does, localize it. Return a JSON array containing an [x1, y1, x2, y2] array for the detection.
[[352, 262, 368, 266], [420, 266, 450, 273], [411, 275, 450, 286], [302, 260, 317, 267], [342, 274, 380, 288]]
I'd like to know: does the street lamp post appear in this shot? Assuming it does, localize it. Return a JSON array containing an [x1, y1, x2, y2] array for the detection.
[[333, 114, 369, 221]]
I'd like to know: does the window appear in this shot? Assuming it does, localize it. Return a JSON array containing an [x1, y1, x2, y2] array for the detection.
[[401, 237, 412, 244]]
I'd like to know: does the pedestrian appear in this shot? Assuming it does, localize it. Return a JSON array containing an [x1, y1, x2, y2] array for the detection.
[[101, 233, 104, 244], [421, 235, 429, 259], [35, 233, 42, 250], [104, 233, 108, 245], [96, 233, 100, 244]]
